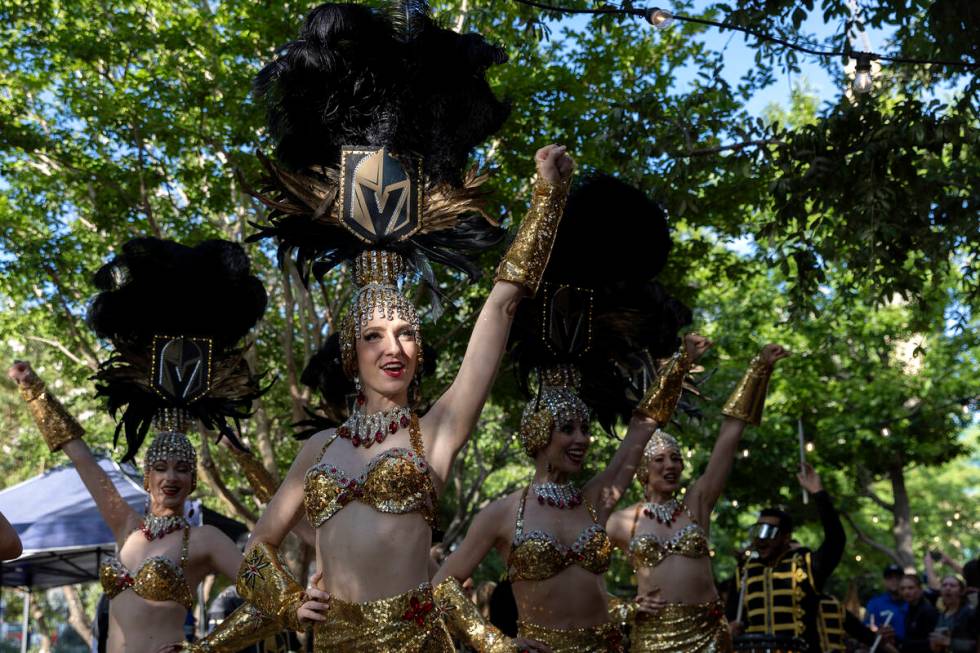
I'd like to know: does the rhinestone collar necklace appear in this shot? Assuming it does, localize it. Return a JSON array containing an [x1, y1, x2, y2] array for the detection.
[[642, 497, 683, 526], [533, 482, 583, 510], [140, 514, 189, 541], [337, 405, 412, 448]]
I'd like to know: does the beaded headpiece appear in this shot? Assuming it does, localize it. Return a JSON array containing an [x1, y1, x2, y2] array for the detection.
[[520, 366, 591, 457], [637, 430, 682, 486], [508, 175, 692, 458], [252, 2, 511, 421], [144, 430, 197, 473], [339, 250, 422, 379], [89, 238, 268, 463]]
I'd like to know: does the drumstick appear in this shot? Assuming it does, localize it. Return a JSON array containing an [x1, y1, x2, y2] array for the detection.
[[798, 419, 808, 505], [735, 551, 758, 625], [869, 610, 893, 653]]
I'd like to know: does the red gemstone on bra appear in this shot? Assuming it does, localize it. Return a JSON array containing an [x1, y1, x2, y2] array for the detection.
[[400, 415, 411, 428], [352, 435, 362, 447], [537, 496, 545, 504], [376, 431, 385, 442], [338, 426, 350, 438], [547, 497, 556, 506], [389, 421, 398, 433]]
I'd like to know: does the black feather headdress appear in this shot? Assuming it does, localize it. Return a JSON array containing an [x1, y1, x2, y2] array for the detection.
[[509, 174, 693, 447], [247, 1, 510, 287], [88, 238, 269, 463]]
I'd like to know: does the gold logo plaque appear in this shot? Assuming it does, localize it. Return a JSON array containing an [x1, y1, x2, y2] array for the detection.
[[338, 146, 422, 243]]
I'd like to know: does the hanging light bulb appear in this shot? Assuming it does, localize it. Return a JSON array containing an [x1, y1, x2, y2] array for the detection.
[[852, 52, 875, 95], [646, 8, 673, 29]]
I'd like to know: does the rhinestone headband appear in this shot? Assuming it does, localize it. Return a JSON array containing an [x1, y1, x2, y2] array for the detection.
[[143, 431, 197, 470], [340, 250, 423, 379], [637, 429, 681, 485], [519, 365, 590, 457]]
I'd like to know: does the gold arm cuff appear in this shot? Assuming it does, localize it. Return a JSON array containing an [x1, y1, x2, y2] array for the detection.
[[634, 347, 693, 424], [434, 577, 516, 653], [228, 448, 278, 504], [494, 175, 572, 297], [183, 602, 283, 653], [18, 375, 84, 452], [607, 594, 637, 626], [721, 355, 774, 426], [237, 543, 307, 633]]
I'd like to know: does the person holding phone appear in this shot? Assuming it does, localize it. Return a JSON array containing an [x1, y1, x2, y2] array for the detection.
[[928, 576, 977, 653]]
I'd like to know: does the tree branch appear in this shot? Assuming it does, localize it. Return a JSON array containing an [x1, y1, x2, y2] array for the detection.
[[198, 433, 258, 525], [670, 138, 783, 158], [26, 336, 95, 371], [842, 512, 902, 564]]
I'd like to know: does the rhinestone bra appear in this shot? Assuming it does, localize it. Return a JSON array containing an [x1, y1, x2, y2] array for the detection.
[[99, 526, 194, 610], [628, 502, 709, 569], [303, 414, 436, 528], [507, 486, 612, 582]]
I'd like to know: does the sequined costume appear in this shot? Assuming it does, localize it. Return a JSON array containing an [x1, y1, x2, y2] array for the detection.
[[517, 620, 625, 653], [626, 502, 731, 652], [311, 583, 454, 652], [99, 526, 194, 610], [632, 601, 731, 653], [628, 502, 709, 570], [304, 414, 437, 528], [508, 486, 612, 582]]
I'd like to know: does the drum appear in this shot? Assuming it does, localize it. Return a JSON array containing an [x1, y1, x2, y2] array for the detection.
[[732, 633, 808, 652]]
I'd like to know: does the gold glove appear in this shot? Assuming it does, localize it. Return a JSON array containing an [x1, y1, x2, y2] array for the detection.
[[237, 543, 307, 633], [182, 602, 283, 653], [228, 447, 278, 504], [434, 577, 516, 653], [607, 594, 637, 627], [18, 372, 84, 452], [634, 347, 693, 424], [721, 355, 774, 426], [495, 175, 572, 297]]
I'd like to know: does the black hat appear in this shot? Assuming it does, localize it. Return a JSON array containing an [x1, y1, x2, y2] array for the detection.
[[884, 564, 904, 577]]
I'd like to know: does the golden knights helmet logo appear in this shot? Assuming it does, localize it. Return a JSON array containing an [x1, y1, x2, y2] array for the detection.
[[150, 335, 213, 404], [541, 283, 594, 359], [339, 146, 423, 244]]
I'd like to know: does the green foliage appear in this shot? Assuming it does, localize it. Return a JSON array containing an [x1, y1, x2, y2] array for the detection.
[[0, 0, 976, 624]]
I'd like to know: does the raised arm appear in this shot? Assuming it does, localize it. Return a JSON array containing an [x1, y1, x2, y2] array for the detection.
[[9, 361, 138, 542], [424, 145, 574, 481], [688, 344, 789, 521], [585, 334, 711, 520], [800, 465, 845, 591]]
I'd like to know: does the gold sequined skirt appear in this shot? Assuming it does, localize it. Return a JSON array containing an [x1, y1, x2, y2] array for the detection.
[[518, 619, 625, 653], [313, 583, 454, 652], [632, 600, 732, 653]]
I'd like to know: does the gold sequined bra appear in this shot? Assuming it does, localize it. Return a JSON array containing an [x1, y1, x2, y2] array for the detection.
[[507, 486, 612, 582], [99, 527, 195, 610], [628, 503, 709, 570], [304, 423, 437, 528]]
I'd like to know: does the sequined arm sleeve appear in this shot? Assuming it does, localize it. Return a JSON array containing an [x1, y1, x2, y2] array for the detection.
[[634, 347, 693, 424], [434, 577, 517, 653], [181, 602, 283, 653], [720, 355, 774, 426], [236, 544, 307, 633], [17, 372, 84, 452], [228, 447, 278, 504], [494, 175, 572, 297]]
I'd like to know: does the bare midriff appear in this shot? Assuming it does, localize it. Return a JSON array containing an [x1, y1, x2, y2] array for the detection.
[[314, 503, 432, 603], [106, 594, 186, 653], [636, 555, 718, 603], [513, 568, 610, 629]]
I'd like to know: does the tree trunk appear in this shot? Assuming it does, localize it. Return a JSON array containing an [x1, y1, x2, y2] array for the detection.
[[888, 463, 916, 569], [61, 585, 93, 644]]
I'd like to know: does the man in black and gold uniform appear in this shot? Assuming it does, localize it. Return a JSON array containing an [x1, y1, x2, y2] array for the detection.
[[727, 465, 846, 651]]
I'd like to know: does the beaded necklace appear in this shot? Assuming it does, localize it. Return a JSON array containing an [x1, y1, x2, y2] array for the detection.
[[140, 514, 189, 541], [337, 404, 412, 448], [642, 497, 683, 526], [533, 482, 583, 509]]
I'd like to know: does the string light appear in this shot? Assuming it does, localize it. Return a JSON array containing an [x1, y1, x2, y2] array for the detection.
[[805, 442, 815, 453], [946, 520, 953, 527], [512, 0, 980, 96], [913, 516, 920, 523], [881, 427, 891, 437], [852, 52, 875, 95], [872, 516, 879, 523], [742, 448, 750, 458], [855, 554, 863, 562]]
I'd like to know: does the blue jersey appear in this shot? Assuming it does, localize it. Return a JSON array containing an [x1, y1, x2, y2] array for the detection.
[[864, 592, 909, 641]]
